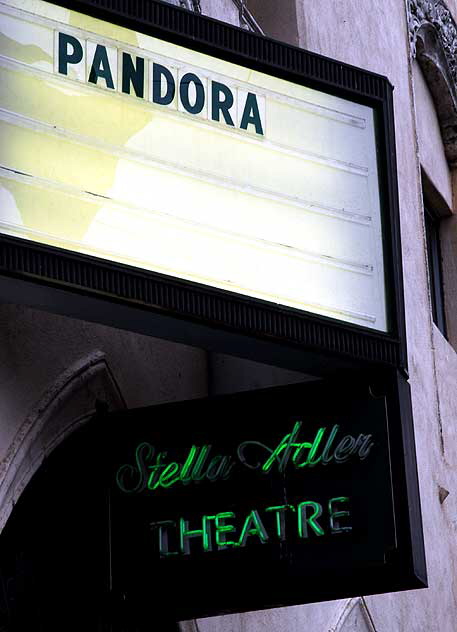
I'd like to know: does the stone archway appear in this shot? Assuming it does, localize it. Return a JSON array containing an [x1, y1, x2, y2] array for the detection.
[[0, 350, 125, 533], [0, 377, 186, 631]]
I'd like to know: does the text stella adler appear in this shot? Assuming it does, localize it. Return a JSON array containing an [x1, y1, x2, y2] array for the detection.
[[116, 422, 375, 494], [57, 32, 265, 135]]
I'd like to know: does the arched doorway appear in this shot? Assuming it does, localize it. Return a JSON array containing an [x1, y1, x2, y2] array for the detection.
[[0, 416, 180, 631]]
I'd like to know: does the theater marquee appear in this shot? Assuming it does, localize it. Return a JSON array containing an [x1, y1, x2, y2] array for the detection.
[[1, 0, 394, 335]]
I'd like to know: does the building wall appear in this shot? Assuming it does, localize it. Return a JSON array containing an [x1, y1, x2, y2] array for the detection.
[[0, 0, 456, 631]]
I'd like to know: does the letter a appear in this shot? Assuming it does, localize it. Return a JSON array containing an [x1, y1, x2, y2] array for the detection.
[[240, 93, 264, 135], [88, 44, 115, 89]]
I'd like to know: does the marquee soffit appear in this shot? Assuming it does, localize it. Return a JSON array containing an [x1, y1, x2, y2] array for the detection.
[[408, 0, 457, 166]]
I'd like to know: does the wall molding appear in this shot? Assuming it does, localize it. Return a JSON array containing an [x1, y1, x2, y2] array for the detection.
[[408, 0, 457, 165]]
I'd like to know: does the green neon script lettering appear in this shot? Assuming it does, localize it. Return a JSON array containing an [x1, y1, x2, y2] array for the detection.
[[180, 445, 198, 483], [191, 445, 212, 481], [321, 425, 340, 463], [293, 427, 325, 467], [116, 423, 375, 495], [147, 451, 168, 489], [116, 441, 153, 493], [157, 462, 180, 488], [261, 421, 302, 473]]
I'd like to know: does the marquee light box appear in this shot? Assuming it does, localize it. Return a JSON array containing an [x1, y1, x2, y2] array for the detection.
[[0, 0, 407, 372], [0, 0, 391, 330]]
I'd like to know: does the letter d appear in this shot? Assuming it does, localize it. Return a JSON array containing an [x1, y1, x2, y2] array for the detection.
[[58, 32, 83, 76], [152, 63, 175, 106]]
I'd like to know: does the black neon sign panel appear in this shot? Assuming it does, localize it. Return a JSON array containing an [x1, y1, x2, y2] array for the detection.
[[102, 371, 426, 621]]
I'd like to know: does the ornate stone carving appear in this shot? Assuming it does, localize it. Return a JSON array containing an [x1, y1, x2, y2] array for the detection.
[[408, 1, 457, 166], [408, 0, 457, 82], [163, 0, 201, 13], [184, 0, 201, 13]]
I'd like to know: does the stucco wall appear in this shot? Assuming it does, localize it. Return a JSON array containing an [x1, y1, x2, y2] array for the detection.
[[413, 61, 453, 210]]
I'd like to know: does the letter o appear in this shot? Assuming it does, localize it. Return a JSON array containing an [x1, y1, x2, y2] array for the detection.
[[180, 72, 205, 115]]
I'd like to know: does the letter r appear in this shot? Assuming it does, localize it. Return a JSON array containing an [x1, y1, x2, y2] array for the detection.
[[58, 32, 84, 76], [211, 81, 234, 126]]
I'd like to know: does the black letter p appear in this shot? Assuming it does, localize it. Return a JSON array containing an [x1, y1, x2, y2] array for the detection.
[[58, 32, 83, 76]]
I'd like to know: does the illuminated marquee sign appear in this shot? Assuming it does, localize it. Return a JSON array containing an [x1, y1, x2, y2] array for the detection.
[[0, 0, 398, 341], [104, 372, 426, 621]]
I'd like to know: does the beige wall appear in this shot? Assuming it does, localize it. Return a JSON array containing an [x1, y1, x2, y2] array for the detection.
[[413, 62, 453, 210]]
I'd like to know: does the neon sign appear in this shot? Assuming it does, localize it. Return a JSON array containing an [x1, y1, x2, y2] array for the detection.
[[105, 375, 425, 619], [151, 497, 351, 556], [116, 422, 375, 493], [114, 420, 373, 559]]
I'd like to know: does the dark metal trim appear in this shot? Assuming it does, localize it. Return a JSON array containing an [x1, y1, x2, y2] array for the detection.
[[385, 370, 428, 586], [379, 88, 408, 370], [424, 206, 447, 337], [0, 234, 400, 371], [0, 0, 408, 373]]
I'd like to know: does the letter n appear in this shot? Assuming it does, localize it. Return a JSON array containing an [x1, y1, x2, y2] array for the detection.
[[122, 52, 145, 98]]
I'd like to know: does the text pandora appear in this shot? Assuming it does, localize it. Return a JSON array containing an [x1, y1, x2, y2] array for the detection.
[[57, 32, 265, 135]]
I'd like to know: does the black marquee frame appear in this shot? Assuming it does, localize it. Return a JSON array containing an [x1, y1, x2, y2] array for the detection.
[[0, 0, 407, 376]]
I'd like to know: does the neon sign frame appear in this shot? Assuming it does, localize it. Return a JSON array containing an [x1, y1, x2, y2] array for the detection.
[[101, 370, 426, 621]]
